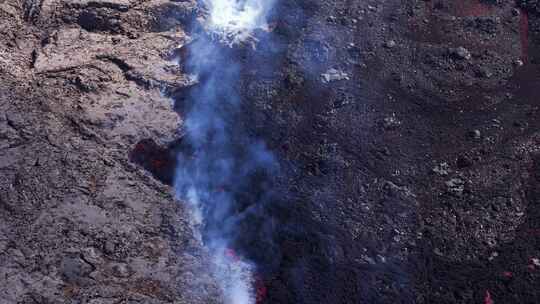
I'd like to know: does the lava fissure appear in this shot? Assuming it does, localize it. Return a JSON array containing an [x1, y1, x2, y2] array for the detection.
[[172, 1, 278, 303]]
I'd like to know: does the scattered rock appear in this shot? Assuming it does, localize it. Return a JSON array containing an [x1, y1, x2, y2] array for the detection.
[[82, 247, 104, 266], [321, 68, 350, 83], [110, 263, 131, 278], [61, 256, 93, 284], [384, 40, 397, 49], [469, 129, 481, 139], [383, 114, 401, 130], [376, 254, 387, 263], [476, 67, 493, 78], [104, 240, 116, 254], [359, 255, 376, 265], [445, 178, 465, 195], [433, 162, 450, 176], [449, 47, 471, 60], [488, 251, 499, 261]]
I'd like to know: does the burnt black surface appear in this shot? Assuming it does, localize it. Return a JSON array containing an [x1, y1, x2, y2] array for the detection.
[[231, 0, 540, 303]]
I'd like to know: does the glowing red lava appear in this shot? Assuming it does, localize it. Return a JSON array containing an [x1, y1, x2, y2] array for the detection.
[[484, 290, 494, 304], [255, 276, 267, 304], [151, 159, 166, 169], [224, 248, 268, 303], [134, 142, 146, 152], [225, 248, 241, 263]]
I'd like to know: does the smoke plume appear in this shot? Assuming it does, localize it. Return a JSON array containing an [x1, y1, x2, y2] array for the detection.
[[204, 0, 275, 44], [174, 1, 277, 303]]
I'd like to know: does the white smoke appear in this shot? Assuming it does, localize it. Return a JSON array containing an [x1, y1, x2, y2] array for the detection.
[[212, 246, 256, 304], [174, 1, 277, 304], [183, 183, 257, 304], [203, 0, 275, 44]]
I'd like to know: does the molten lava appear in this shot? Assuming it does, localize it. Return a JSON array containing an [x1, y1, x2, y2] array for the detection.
[[255, 276, 267, 304], [224, 248, 268, 304], [484, 290, 494, 304], [225, 248, 241, 263]]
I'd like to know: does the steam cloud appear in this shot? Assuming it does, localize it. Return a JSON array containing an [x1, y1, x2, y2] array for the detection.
[[204, 0, 276, 44], [174, 1, 277, 303]]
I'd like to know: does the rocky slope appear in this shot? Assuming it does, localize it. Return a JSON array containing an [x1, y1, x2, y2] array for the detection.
[[0, 0, 219, 303], [1, 0, 540, 303]]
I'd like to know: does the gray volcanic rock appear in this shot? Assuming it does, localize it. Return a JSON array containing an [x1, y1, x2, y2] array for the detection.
[[0, 0, 218, 303], [235, 0, 540, 303]]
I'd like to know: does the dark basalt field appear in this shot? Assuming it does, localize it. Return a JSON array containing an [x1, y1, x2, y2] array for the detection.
[[1, 0, 539, 303]]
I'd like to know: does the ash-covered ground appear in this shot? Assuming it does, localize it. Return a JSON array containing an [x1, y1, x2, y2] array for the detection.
[[240, 1, 540, 303], [1, 0, 540, 303]]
